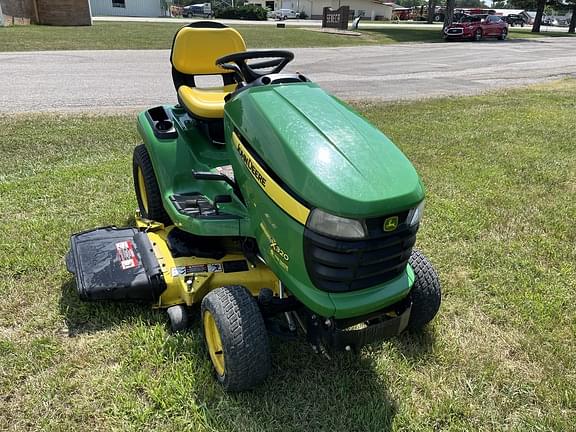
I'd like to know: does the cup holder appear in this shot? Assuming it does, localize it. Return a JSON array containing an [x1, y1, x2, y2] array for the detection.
[[145, 106, 178, 139], [155, 120, 173, 131]]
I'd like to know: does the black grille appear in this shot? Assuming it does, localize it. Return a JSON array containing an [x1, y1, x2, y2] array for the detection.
[[303, 213, 418, 293]]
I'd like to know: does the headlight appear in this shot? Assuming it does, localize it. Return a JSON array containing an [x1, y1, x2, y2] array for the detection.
[[408, 200, 425, 227], [307, 209, 366, 239]]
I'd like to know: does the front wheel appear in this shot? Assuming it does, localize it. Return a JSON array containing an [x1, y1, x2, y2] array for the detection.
[[498, 28, 508, 40], [201, 285, 271, 391], [407, 250, 441, 331], [167, 305, 189, 332]]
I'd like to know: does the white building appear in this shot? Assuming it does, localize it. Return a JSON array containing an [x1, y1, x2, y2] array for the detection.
[[90, 0, 165, 17], [249, 0, 392, 20]]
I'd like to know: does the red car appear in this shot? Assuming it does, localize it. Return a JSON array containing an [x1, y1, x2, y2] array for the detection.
[[444, 14, 509, 41]]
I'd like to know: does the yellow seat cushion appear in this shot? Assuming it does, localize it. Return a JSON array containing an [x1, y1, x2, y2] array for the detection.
[[178, 84, 237, 119]]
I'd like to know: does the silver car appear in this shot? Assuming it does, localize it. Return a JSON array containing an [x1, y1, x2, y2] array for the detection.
[[270, 9, 299, 20]]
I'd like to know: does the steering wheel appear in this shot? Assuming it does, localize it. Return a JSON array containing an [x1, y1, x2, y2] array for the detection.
[[216, 50, 294, 84]]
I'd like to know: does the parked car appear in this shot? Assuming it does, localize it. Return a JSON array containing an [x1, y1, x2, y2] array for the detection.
[[444, 14, 509, 41], [392, 8, 412, 20], [435, 12, 470, 22], [269, 9, 298, 20], [503, 14, 526, 27], [182, 3, 211, 18], [542, 15, 569, 26]]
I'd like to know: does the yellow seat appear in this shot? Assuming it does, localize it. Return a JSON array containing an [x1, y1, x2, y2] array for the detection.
[[177, 84, 237, 120], [170, 23, 246, 119]]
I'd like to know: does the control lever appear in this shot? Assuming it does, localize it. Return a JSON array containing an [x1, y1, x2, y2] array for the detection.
[[192, 171, 241, 199], [213, 195, 232, 215]]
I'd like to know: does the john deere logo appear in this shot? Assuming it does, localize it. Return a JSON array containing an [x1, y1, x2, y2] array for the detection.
[[383, 216, 399, 232]]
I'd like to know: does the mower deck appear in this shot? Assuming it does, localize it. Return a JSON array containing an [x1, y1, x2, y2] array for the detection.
[[66, 218, 280, 307]]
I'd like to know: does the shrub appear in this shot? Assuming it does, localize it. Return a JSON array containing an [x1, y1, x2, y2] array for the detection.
[[214, 5, 268, 20]]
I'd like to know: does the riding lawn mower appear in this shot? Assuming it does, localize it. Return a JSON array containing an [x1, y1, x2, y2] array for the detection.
[[66, 22, 441, 391]]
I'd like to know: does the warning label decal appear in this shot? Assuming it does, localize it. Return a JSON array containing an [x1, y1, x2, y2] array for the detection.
[[115, 240, 139, 270]]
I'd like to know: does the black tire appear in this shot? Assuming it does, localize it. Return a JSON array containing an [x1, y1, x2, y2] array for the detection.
[[407, 250, 441, 331], [434, 14, 443, 22], [473, 28, 483, 41], [167, 305, 189, 332], [498, 28, 508, 40], [132, 144, 170, 224], [201, 285, 271, 391]]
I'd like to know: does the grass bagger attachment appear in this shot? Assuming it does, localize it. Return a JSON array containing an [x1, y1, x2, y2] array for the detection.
[[66, 22, 441, 391]]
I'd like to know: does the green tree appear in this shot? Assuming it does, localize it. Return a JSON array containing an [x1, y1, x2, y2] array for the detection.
[[509, 0, 564, 10], [455, 0, 487, 7], [509, 0, 537, 8], [395, 0, 427, 7]]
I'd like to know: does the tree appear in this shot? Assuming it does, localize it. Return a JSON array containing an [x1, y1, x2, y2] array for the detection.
[[532, 0, 546, 32], [455, 0, 487, 7], [569, 3, 576, 33], [427, 0, 436, 23], [443, 0, 456, 29], [395, 0, 427, 7], [509, 0, 537, 8]]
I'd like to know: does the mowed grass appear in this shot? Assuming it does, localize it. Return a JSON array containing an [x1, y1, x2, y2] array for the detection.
[[0, 20, 573, 51], [1, 80, 575, 431]]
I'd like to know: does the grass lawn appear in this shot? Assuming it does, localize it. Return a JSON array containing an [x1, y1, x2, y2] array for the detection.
[[0, 21, 574, 51], [1, 80, 575, 431]]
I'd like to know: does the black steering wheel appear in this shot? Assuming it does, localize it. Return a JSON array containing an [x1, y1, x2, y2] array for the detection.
[[216, 50, 294, 84]]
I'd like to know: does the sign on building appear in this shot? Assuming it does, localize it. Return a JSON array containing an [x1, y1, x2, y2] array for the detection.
[[322, 6, 350, 30]]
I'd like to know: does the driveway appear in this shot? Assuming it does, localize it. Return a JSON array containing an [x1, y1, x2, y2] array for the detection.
[[2, 38, 575, 113]]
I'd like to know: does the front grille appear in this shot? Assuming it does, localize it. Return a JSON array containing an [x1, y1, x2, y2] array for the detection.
[[303, 213, 418, 293]]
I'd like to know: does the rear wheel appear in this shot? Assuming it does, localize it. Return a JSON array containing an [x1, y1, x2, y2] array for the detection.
[[408, 250, 441, 331], [132, 144, 170, 224], [201, 285, 271, 391], [498, 28, 508, 40], [474, 28, 483, 41]]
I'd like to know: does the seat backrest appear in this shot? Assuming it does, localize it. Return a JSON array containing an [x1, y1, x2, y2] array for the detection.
[[170, 22, 246, 80]]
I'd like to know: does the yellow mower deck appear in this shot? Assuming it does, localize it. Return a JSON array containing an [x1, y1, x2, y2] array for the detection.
[[135, 217, 281, 308]]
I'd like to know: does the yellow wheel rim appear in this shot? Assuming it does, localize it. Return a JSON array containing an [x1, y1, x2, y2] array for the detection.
[[203, 310, 225, 376], [137, 167, 149, 213]]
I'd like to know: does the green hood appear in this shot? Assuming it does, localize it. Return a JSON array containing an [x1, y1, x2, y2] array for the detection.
[[225, 82, 424, 218]]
